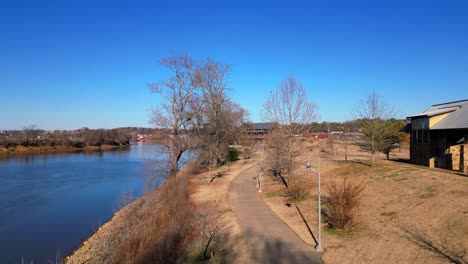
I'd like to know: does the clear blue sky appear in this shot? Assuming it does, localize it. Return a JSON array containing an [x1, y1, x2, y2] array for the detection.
[[1, 0, 467, 130]]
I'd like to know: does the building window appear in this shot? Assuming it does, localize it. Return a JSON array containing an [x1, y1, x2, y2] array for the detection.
[[423, 130, 429, 144], [412, 129, 429, 144], [411, 117, 430, 144]]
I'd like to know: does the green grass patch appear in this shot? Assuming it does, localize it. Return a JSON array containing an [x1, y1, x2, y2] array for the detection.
[[394, 177, 408, 182], [324, 226, 352, 238], [425, 186, 437, 193], [338, 163, 368, 176], [381, 211, 398, 217], [264, 189, 284, 198], [419, 185, 437, 199], [419, 192, 437, 199], [382, 168, 419, 179]]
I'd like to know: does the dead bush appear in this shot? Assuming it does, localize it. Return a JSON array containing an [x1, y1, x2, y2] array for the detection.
[[323, 177, 364, 230], [285, 179, 311, 202]]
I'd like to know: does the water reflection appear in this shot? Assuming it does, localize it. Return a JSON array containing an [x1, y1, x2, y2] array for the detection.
[[0, 143, 170, 263]]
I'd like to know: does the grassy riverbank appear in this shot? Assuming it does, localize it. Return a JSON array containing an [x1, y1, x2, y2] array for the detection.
[[66, 155, 257, 263]]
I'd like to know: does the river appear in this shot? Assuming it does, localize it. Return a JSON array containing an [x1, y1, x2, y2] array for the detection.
[[0, 143, 173, 263]]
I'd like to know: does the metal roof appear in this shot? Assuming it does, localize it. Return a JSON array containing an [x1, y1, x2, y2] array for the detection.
[[252, 122, 277, 130], [409, 99, 468, 130], [407, 107, 458, 118]]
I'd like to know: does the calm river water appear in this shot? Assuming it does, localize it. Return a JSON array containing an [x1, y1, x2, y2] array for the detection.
[[0, 143, 173, 263]]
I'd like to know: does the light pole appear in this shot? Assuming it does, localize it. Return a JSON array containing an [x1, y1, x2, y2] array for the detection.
[[306, 154, 323, 252], [316, 155, 323, 252]]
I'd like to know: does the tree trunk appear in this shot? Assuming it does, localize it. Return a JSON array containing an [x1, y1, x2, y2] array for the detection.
[[345, 145, 348, 161], [386, 152, 390, 160], [202, 237, 214, 260], [169, 150, 183, 178], [371, 136, 376, 166]]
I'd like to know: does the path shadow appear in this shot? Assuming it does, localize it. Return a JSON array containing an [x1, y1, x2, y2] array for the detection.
[[295, 204, 318, 246], [215, 228, 322, 264], [391, 158, 412, 164]]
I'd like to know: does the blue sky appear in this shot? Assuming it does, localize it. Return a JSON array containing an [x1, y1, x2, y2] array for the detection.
[[1, 0, 467, 130]]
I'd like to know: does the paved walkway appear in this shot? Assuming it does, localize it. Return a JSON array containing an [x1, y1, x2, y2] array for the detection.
[[229, 165, 322, 264]]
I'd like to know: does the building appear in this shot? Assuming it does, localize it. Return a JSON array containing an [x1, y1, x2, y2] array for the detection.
[[245, 122, 278, 140], [405, 99, 468, 173]]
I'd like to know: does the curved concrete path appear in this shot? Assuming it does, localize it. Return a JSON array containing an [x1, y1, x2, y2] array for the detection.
[[229, 165, 322, 264]]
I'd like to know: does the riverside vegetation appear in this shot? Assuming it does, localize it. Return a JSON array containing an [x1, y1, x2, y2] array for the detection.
[[0, 127, 168, 154]]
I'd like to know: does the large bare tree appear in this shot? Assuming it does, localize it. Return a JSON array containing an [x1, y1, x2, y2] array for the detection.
[[262, 75, 318, 188], [354, 89, 393, 166], [150, 55, 247, 178], [149, 54, 201, 178], [196, 59, 247, 172]]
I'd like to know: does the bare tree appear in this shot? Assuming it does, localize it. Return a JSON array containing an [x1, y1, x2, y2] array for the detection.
[[262, 75, 318, 136], [23, 124, 39, 146], [196, 208, 229, 260], [354, 90, 393, 166], [149, 54, 201, 178], [265, 129, 288, 186], [196, 59, 247, 174], [262, 75, 318, 186]]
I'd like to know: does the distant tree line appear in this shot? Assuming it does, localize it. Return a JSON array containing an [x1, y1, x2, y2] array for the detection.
[[0, 126, 166, 148]]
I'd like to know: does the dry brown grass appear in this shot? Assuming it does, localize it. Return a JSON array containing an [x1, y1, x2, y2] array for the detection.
[[117, 171, 196, 264], [260, 141, 468, 264], [66, 165, 199, 264]]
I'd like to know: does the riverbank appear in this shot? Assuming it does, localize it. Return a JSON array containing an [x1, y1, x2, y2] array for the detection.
[[0, 144, 129, 156], [65, 156, 257, 263]]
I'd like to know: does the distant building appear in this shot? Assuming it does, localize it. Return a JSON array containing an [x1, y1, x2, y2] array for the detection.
[[245, 122, 278, 140], [404, 99, 468, 173]]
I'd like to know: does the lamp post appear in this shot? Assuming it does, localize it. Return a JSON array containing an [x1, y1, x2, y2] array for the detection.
[[316, 155, 323, 252], [306, 155, 324, 252]]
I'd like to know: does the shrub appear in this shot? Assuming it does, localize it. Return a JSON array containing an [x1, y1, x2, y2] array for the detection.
[[227, 148, 240, 161], [323, 177, 365, 230], [285, 179, 311, 202], [242, 148, 252, 159]]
